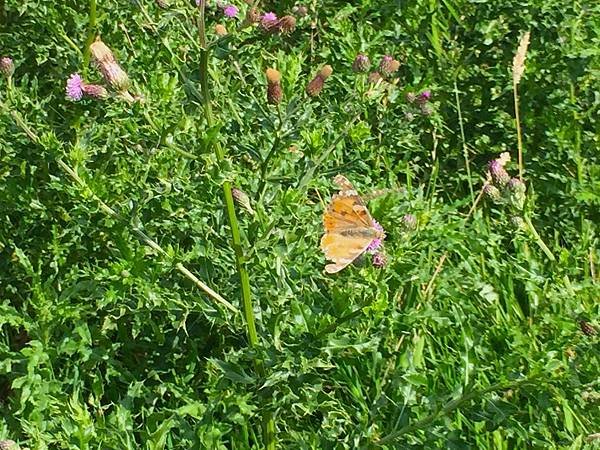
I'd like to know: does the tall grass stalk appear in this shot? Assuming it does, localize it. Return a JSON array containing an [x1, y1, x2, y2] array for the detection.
[[82, 0, 97, 70], [512, 31, 530, 181], [454, 79, 475, 204], [196, 3, 276, 448]]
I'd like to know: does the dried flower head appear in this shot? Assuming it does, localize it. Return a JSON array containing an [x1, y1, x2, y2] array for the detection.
[[82, 83, 109, 99], [352, 54, 370, 73], [223, 4, 238, 18], [90, 38, 115, 64], [306, 75, 324, 97], [215, 24, 228, 36], [389, 59, 401, 73], [100, 61, 131, 91], [319, 65, 333, 79], [266, 68, 283, 105], [245, 6, 260, 24], [0, 57, 14, 78], [277, 15, 297, 34], [66, 73, 84, 101], [512, 31, 531, 85]]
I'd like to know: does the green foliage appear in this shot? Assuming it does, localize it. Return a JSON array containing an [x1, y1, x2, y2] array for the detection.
[[1, 0, 599, 448]]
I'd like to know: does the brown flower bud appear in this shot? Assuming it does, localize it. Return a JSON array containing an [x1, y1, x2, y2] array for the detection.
[[266, 68, 281, 84], [82, 83, 109, 99], [215, 24, 228, 36], [245, 7, 260, 24], [266, 68, 282, 105], [367, 71, 382, 84], [277, 15, 296, 34], [306, 75, 324, 97], [318, 65, 333, 79], [90, 37, 115, 64]]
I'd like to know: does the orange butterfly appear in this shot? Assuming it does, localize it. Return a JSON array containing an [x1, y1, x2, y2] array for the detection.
[[320, 175, 385, 273]]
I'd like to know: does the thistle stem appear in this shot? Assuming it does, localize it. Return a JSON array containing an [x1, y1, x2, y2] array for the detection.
[[82, 0, 97, 70], [197, 4, 275, 448], [524, 215, 556, 262]]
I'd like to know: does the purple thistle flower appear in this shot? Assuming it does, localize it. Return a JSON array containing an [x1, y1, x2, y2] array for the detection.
[[66, 73, 84, 101], [367, 220, 385, 252], [262, 11, 277, 23], [372, 252, 387, 268], [223, 4, 238, 18], [418, 90, 431, 102], [488, 159, 510, 186]]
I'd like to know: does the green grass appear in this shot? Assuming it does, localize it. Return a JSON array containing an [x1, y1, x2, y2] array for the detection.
[[1, 0, 599, 448]]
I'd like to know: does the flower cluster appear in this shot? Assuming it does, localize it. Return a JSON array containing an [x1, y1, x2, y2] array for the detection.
[[259, 11, 297, 34], [360, 54, 400, 82], [483, 153, 527, 228]]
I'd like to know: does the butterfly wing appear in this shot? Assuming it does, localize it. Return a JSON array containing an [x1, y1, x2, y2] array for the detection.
[[320, 177, 381, 273]]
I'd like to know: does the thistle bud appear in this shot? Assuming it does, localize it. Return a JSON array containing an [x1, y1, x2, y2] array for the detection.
[[488, 159, 510, 187], [0, 441, 16, 450], [507, 177, 526, 210], [510, 216, 526, 230], [100, 61, 131, 91], [367, 71, 382, 84], [215, 24, 228, 36], [265, 68, 283, 105], [318, 65, 333, 79], [379, 55, 399, 76], [352, 54, 370, 73], [232, 188, 255, 215], [483, 184, 501, 202], [90, 38, 115, 64], [245, 7, 260, 24], [82, 84, 109, 99], [277, 15, 296, 34], [0, 57, 14, 78], [401, 213, 417, 231]]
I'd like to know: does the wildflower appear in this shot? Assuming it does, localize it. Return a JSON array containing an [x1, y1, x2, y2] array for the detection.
[[352, 54, 370, 73], [405, 92, 417, 103], [367, 71, 382, 84], [82, 84, 109, 99], [232, 188, 255, 215], [261, 12, 278, 31], [401, 214, 417, 231], [367, 220, 385, 252], [265, 68, 283, 105], [215, 24, 228, 36], [0, 57, 14, 78], [306, 65, 332, 97], [483, 184, 501, 202], [277, 15, 296, 34], [223, 4, 238, 18], [417, 90, 431, 103], [488, 159, 510, 187], [379, 55, 399, 76], [66, 73, 84, 101], [372, 252, 387, 268]]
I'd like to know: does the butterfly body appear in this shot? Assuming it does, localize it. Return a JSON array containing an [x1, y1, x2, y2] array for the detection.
[[320, 175, 384, 274]]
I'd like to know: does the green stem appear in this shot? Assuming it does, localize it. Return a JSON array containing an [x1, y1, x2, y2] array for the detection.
[[82, 0, 97, 69], [197, 4, 275, 448], [454, 79, 475, 204], [524, 215, 556, 262], [513, 81, 524, 180]]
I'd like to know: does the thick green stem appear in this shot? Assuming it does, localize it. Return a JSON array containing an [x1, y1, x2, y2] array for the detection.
[[524, 215, 556, 262], [197, 4, 275, 448], [82, 0, 97, 69]]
